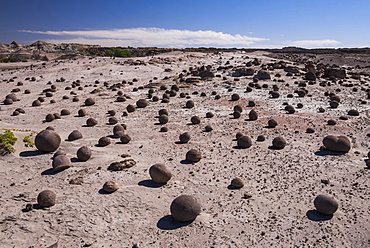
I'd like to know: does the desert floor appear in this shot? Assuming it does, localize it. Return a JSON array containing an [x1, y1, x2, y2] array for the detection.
[[0, 51, 369, 248]]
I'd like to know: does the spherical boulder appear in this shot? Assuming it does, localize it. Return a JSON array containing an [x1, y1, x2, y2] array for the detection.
[[35, 130, 61, 153], [159, 114, 169, 124], [103, 180, 120, 193], [126, 104, 136, 113], [272, 136, 286, 149], [186, 149, 202, 162], [84, 98, 95, 106], [204, 125, 213, 132], [108, 117, 118, 125], [191, 116, 201, 124], [149, 163, 172, 184], [86, 118, 98, 127], [77, 146, 91, 161], [136, 99, 148, 108], [231, 178, 244, 188], [237, 136, 252, 148], [170, 195, 201, 222], [158, 109, 168, 116], [323, 135, 351, 153], [180, 132, 191, 143], [78, 109, 87, 117], [186, 100, 194, 108], [120, 134, 131, 144], [233, 111, 241, 119], [98, 137, 111, 146], [267, 119, 278, 128], [231, 94, 240, 101], [248, 110, 258, 120], [67, 130, 83, 141], [314, 194, 339, 215], [52, 154, 71, 172], [37, 190, 56, 208]]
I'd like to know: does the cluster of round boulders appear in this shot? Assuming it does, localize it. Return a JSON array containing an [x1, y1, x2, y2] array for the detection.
[[120, 134, 131, 144], [248, 110, 258, 120], [98, 137, 111, 146], [52, 154, 71, 172], [86, 118, 98, 127], [191, 116, 201, 124], [68, 130, 83, 141], [35, 129, 61, 153], [37, 190, 56, 208], [159, 114, 169, 124], [77, 146, 91, 161], [272, 136, 286, 149], [179, 132, 191, 143], [102, 180, 120, 193], [231, 178, 244, 188], [84, 98, 95, 106], [323, 135, 351, 153], [237, 136, 252, 148], [186, 149, 202, 162], [136, 99, 148, 108], [170, 195, 201, 222], [314, 194, 339, 215], [149, 163, 172, 184], [267, 119, 278, 128]]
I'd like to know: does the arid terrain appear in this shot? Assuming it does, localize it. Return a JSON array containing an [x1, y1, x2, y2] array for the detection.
[[0, 48, 369, 248]]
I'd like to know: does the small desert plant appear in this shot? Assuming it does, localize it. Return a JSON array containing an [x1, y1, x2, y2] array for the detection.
[[105, 48, 132, 58], [0, 130, 17, 155], [23, 135, 34, 147]]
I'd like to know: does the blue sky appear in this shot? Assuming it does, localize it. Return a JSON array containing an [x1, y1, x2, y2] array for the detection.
[[1, 0, 369, 48]]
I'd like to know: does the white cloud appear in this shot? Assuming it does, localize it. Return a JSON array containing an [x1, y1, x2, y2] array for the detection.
[[288, 39, 341, 48], [20, 28, 269, 48]]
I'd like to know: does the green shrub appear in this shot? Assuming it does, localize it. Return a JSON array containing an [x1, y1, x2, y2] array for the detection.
[[23, 135, 34, 147], [105, 48, 132, 58], [0, 130, 17, 155]]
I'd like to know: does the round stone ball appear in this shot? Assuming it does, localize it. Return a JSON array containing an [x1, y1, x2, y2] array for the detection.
[[306, 128, 315, 133], [233, 111, 241, 119], [60, 109, 70, 116], [77, 146, 91, 161], [3, 98, 13, 105], [68, 130, 83, 141], [84, 98, 95, 106], [231, 178, 244, 188], [45, 113, 55, 122], [37, 190, 56, 208], [186, 149, 202, 162], [98, 137, 111, 146], [52, 154, 71, 172], [158, 109, 168, 116], [35, 130, 61, 153], [103, 180, 120, 193], [191, 116, 201, 124], [248, 110, 258, 120], [108, 117, 118, 125], [231, 94, 240, 101], [204, 125, 213, 132], [237, 136, 252, 148], [120, 134, 131, 144], [236, 132, 244, 140], [32, 100, 41, 106], [126, 104, 136, 113], [233, 105, 243, 113], [186, 100, 194, 108], [160, 126, 168, 132], [257, 135, 266, 141], [272, 136, 286, 149], [314, 194, 339, 215], [136, 99, 148, 108], [86, 118, 98, 127], [159, 114, 169, 124], [285, 105, 295, 114], [53, 149, 66, 159], [329, 101, 339, 108], [180, 132, 191, 143], [170, 195, 201, 222], [206, 112, 214, 118], [149, 163, 172, 184], [348, 109, 359, 116], [267, 119, 278, 128], [78, 109, 87, 117]]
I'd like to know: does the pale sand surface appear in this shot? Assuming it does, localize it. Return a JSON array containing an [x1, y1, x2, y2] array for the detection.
[[0, 51, 369, 247]]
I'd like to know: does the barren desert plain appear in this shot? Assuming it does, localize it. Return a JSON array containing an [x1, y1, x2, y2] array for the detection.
[[0, 47, 369, 248]]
